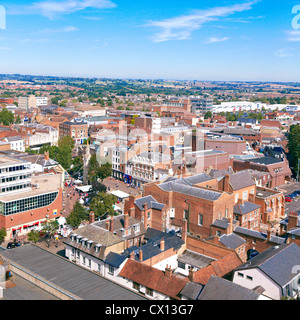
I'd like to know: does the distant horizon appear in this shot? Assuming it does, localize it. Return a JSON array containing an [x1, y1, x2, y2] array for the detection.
[[1, 72, 300, 85]]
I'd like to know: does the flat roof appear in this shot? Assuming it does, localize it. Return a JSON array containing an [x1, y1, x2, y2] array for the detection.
[[0, 173, 62, 202]]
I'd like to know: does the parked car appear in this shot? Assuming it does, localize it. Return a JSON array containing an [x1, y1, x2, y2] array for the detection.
[[285, 196, 292, 202], [289, 193, 298, 199], [6, 241, 21, 249], [294, 190, 300, 195]]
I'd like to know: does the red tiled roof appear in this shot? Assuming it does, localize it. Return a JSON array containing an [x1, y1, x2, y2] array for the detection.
[[193, 252, 242, 285], [119, 259, 189, 299]]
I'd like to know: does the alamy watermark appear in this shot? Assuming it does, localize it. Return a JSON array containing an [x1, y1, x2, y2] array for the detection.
[[292, 5, 300, 30], [0, 5, 5, 30]]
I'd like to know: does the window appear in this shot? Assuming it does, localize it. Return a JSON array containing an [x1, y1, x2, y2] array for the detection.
[[216, 230, 221, 237], [237, 272, 244, 278], [133, 282, 140, 290], [243, 191, 248, 200], [82, 256, 86, 265], [246, 275, 253, 281], [108, 265, 114, 275], [146, 287, 153, 297], [178, 261, 186, 269], [198, 214, 203, 226]]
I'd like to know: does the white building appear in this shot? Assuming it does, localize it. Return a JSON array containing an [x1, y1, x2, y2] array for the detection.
[[213, 101, 267, 114]]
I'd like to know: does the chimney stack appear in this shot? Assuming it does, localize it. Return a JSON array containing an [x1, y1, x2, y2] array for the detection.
[[124, 213, 129, 231], [224, 174, 231, 192], [165, 265, 172, 277], [139, 249, 143, 262], [89, 211, 95, 224], [130, 251, 135, 260], [106, 219, 110, 231], [288, 211, 298, 231], [44, 151, 49, 161], [160, 238, 165, 251], [110, 216, 114, 233], [129, 207, 135, 218], [227, 217, 233, 234], [188, 267, 196, 282]]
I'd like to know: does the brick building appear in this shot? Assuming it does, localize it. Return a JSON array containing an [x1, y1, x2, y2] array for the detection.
[[59, 121, 88, 145]]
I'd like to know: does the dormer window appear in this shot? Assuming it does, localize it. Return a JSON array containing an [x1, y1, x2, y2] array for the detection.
[[87, 240, 93, 249], [95, 244, 101, 254]]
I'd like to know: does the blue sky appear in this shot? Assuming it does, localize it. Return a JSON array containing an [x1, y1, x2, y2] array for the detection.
[[0, 0, 299, 81]]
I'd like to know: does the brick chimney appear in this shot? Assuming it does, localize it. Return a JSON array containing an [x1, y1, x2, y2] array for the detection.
[[224, 174, 231, 192], [227, 217, 233, 234], [288, 211, 299, 231], [188, 267, 196, 282], [165, 265, 172, 277], [89, 211, 95, 224], [237, 198, 245, 206], [44, 151, 49, 161], [160, 238, 165, 251], [139, 249, 143, 262], [143, 202, 148, 211], [130, 251, 135, 260], [105, 219, 110, 231], [124, 213, 129, 230], [129, 207, 135, 218], [109, 216, 114, 233], [182, 218, 188, 243]]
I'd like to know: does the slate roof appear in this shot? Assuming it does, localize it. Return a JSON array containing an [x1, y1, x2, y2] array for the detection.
[[134, 195, 165, 211], [158, 181, 222, 201], [219, 233, 246, 249], [249, 156, 284, 165], [233, 202, 261, 215], [197, 275, 260, 300], [124, 235, 185, 262], [234, 243, 300, 287], [104, 252, 127, 268], [233, 226, 286, 245], [180, 282, 204, 300], [229, 170, 256, 190], [211, 217, 237, 230]]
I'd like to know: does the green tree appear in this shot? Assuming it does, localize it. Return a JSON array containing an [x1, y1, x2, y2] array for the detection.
[[0, 228, 6, 243], [204, 111, 212, 119], [66, 201, 88, 228], [15, 115, 21, 124], [89, 192, 117, 219], [287, 125, 300, 176], [0, 108, 14, 126], [27, 230, 40, 243]]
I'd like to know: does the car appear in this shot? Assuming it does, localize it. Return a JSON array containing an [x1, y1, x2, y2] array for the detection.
[[289, 193, 298, 199], [6, 242, 16, 249], [294, 190, 300, 195], [285, 196, 292, 202]]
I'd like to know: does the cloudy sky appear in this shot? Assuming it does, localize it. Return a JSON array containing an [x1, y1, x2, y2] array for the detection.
[[0, 0, 299, 81]]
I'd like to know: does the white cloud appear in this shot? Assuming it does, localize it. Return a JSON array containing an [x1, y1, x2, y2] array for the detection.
[[205, 36, 230, 44], [287, 30, 300, 42], [274, 48, 295, 58], [146, 0, 260, 42], [40, 26, 79, 33], [8, 0, 116, 19]]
